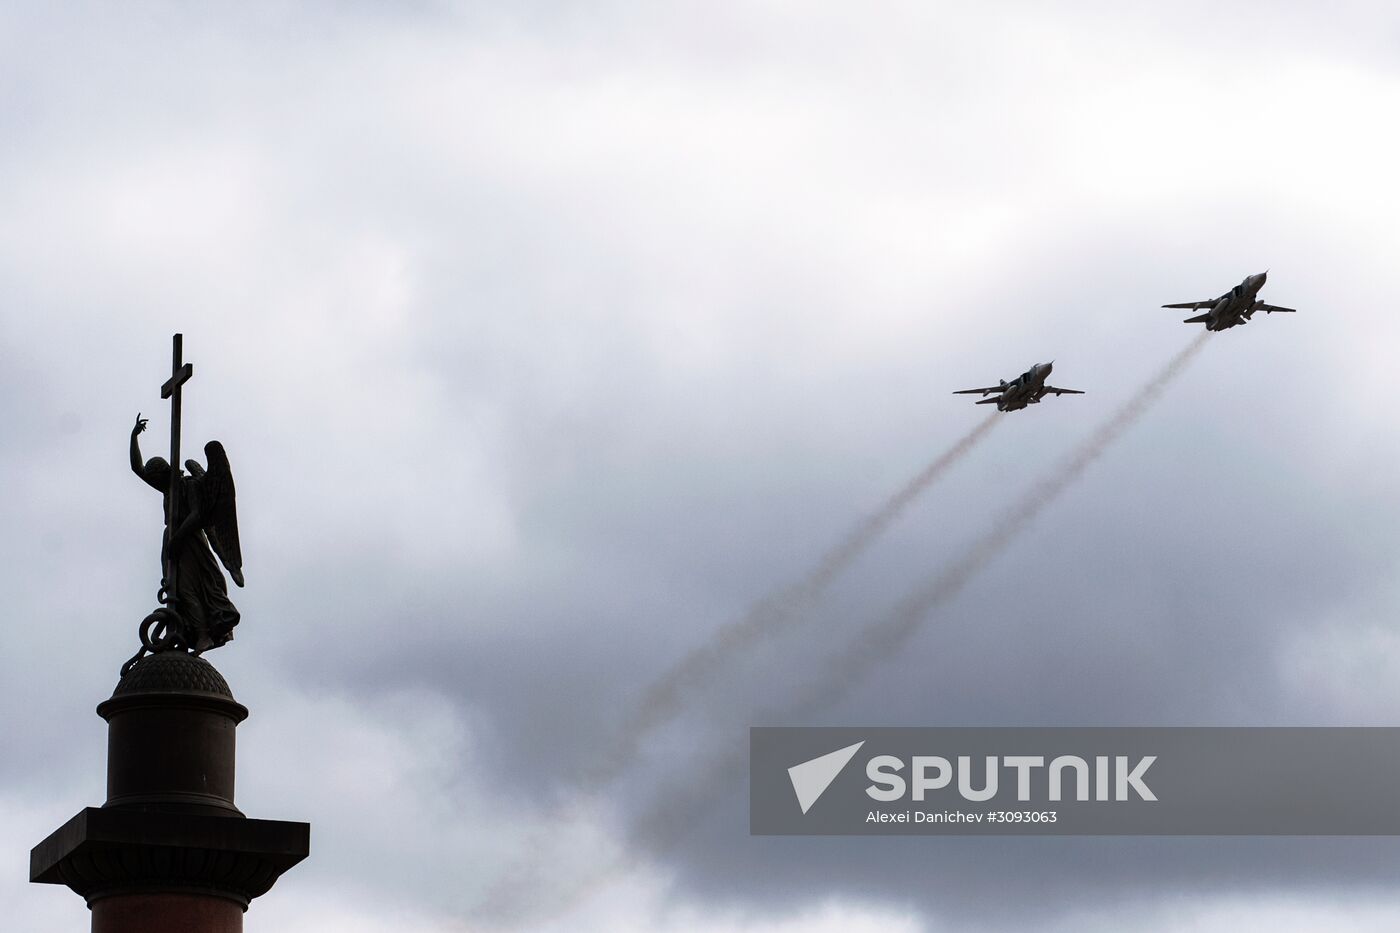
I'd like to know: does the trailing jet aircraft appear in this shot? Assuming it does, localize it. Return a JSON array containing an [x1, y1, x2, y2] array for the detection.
[[953, 362, 1084, 412], [1163, 271, 1295, 331]]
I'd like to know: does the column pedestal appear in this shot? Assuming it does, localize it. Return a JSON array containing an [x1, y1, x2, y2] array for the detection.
[[30, 652, 310, 931]]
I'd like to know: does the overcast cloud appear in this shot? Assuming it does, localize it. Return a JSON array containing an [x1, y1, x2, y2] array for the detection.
[[6, 2, 1400, 930]]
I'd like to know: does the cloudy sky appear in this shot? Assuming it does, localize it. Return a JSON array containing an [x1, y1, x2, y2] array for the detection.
[[6, 2, 1400, 930]]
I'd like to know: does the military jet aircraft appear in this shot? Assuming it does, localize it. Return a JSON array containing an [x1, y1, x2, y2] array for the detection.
[[953, 362, 1084, 412], [1163, 271, 1295, 331]]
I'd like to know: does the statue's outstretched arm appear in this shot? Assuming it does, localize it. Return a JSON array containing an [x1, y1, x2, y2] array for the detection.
[[129, 414, 148, 478]]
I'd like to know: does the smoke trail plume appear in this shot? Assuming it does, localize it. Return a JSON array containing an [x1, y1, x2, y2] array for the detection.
[[584, 412, 1001, 787], [472, 415, 1000, 927], [802, 331, 1209, 708], [487, 336, 1211, 928], [607, 333, 1214, 916]]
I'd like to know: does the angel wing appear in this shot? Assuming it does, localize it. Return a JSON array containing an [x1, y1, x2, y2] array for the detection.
[[200, 441, 244, 587]]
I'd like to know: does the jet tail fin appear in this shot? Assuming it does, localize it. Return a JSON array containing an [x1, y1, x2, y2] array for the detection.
[[975, 397, 1000, 405], [1182, 313, 1211, 324]]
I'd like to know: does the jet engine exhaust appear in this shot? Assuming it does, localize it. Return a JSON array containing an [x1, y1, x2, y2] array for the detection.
[[799, 330, 1212, 715], [572, 332, 1217, 923], [470, 413, 1002, 927], [478, 333, 1209, 927], [585, 410, 1002, 789]]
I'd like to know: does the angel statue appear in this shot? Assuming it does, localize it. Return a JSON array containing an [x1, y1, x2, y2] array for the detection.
[[128, 413, 244, 657]]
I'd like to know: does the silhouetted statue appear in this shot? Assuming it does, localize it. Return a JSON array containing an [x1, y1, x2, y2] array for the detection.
[[130, 415, 244, 652], [122, 335, 244, 675]]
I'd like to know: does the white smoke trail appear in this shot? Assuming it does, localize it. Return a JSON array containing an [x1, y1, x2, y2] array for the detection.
[[803, 331, 1210, 707], [584, 412, 1002, 788], [482, 334, 1210, 927], [545, 333, 1214, 922], [472, 414, 1001, 927]]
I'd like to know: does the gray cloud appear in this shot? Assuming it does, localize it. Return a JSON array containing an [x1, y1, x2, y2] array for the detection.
[[7, 2, 1400, 931]]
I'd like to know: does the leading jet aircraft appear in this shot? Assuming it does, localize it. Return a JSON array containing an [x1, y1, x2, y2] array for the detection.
[[953, 362, 1084, 412], [1162, 271, 1295, 331]]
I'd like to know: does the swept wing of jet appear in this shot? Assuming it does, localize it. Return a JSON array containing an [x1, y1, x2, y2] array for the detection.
[[951, 384, 1086, 398], [1163, 299, 1296, 314], [953, 384, 1010, 397]]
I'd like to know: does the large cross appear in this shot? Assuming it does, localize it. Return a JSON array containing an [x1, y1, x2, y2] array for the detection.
[[160, 333, 194, 598]]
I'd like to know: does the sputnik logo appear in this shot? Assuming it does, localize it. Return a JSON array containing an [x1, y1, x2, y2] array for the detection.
[[787, 741, 865, 814]]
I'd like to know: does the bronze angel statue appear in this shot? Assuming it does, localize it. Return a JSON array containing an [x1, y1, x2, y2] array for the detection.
[[129, 414, 243, 656]]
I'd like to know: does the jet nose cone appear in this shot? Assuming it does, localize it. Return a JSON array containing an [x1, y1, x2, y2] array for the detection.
[[1042, 361, 1053, 376], [1254, 271, 1268, 287]]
